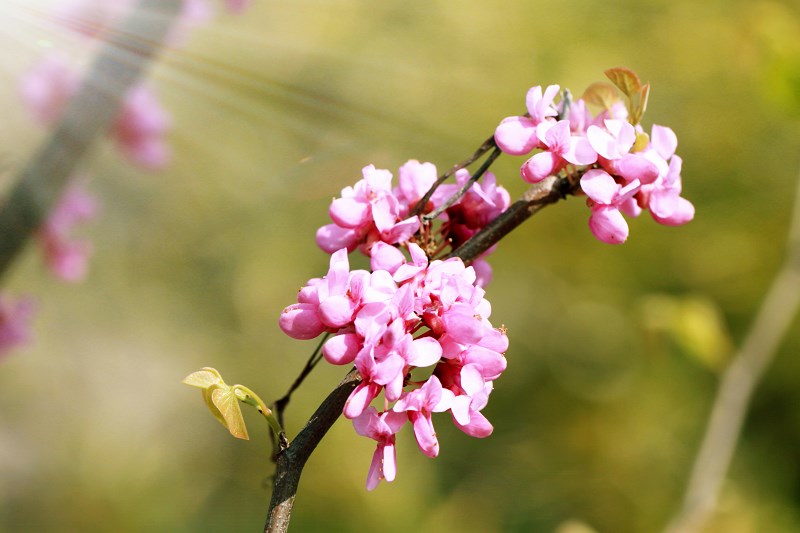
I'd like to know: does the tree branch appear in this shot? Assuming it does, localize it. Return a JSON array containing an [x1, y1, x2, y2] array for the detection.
[[264, 368, 361, 533], [664, 169, 800, 533], [0, 0, 182, 282]]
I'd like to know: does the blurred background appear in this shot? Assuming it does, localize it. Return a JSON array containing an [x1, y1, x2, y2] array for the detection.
[[1, 0, 799, 531]]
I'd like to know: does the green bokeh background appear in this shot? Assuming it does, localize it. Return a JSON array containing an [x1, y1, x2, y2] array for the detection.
[[2, 0, 800, 531]]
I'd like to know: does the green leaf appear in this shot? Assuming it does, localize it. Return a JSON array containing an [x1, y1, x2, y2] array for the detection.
[[581, 82, 622, 110], [182, 367, 223, 389], [629, 83, 650, 125], [202, 386, 228, 429], [604, 67, 642, 98], [211, 386, 250, 440]]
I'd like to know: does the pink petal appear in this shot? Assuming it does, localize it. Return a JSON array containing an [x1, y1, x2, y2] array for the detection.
[[366, 446, 382, 491], [478, 328, 509, 353], [544, 120, 571, 152], [651, 124, 678, 160], [278, 303, 325, 340], [521, 151, 562, 183], [564, 136, 598, 166], [372, 354, 406, 387], [651, 196, 695, 226], [371, 195, 397, 233], [450, 395, 472, 426], [442, 304, 485, 344], [329, 197, 369, 228], [370, 242, 405, 273], [316, 224, 359, 254], [383, 216, 420, 244], [460, 364, 485, 396], [382, 442, 397, 482], [406, 336, 443, 367], [454, 410, 494, 438], [617, 154, 659, 184], [580, 169, 618, 204], [471, 258, 493, 288], [344, 382, 381, 419], [322, 333, 361, 365], [410, 412, 440, 457], [494, 116, 539, 155], [461, 345, 507, 380], [588, 206, 630, 245], [586, 125, 619, 160]]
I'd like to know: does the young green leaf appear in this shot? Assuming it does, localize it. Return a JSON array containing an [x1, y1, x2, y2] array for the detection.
[[581, 82, 621, 110], [182, 367, 223, 389], [211, 386, 250, 440], [604, 67, 642, 98]]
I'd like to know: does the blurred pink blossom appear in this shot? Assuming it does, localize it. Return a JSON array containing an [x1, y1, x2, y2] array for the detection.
[[39, 182, 99, 282], [0, 294, 36, 360]]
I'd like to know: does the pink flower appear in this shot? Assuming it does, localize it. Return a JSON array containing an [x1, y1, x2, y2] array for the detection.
[[449, 364, 494, 438], [581, 169, 641, 244], [38, 182, 98, 282], [393, 375, 454, 457], [113, 84, 172, 170], [353, 407, 407, 490], [521, 120, 597, 183], [587, 119, 658, 184], [394, 160, 439, 216], [19, 53, 80, 124], [646, 155, 695, 226], [316, 165, 420, 254], [0, 294, 36, 360], [494, 84, 560, 156]]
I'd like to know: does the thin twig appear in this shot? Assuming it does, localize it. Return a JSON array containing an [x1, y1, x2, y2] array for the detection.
[[422, 146, 502, 222], [664, 169, 800, 533], [0, 0, 182, 282], [272, 332, 330, 430], [408, 135, 497, 217]]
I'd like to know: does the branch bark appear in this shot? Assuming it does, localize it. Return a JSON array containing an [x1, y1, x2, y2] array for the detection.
[[0, 0, 182, 282], [664, 170, 800, 533], [264, 170, 581, 532]]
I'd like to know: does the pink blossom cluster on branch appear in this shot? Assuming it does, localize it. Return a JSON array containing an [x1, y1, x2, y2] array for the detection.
[[316, 160, 509, 286], [495, 81, 694, 244], [283, 158, 511, 489], [275, 68, 694, 493]]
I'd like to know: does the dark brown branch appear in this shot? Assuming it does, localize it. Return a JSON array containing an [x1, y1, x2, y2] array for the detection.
[[0, 0, 182, 282], [265, 368, 362, 533], [449, 174, 579, 264], [264, 171, 582, 532]]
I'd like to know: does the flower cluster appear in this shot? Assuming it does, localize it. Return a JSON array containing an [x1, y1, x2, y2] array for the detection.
[[281, 244, 507, 489], [316, 160, 510, 286], [494, 74, 694, 244]]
